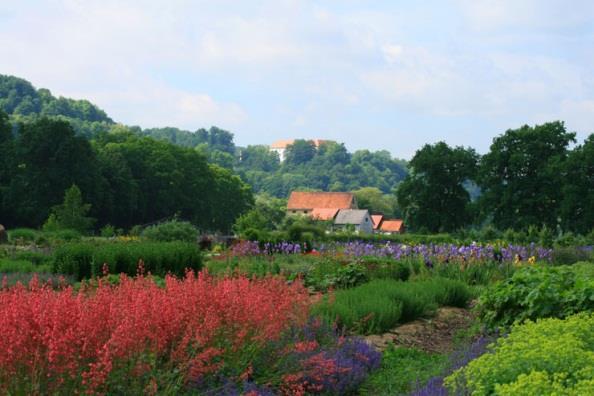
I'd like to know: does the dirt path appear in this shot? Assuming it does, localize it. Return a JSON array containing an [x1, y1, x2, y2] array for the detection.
[[364, 307, 475, 353]]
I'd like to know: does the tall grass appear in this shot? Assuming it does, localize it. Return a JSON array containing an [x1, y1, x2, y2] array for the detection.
[[312, 278, 472, 335], [52, 241, 202, 280]]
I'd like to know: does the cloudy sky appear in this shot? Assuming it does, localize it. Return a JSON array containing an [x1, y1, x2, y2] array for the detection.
[[1, 0, 593, 158]]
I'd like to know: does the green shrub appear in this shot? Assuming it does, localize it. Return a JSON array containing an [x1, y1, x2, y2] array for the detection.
[[479, 225, 500, 242], [52, 241, 202, 280], [360, 257, 411, 282], [100, 224, 117, 238], [8, 228, 38, 243], [445, 313, 594, 395], [12, 251, 52, 266], [477, 263, 594, 329], [48, 229, 82, 242], [553, 246, 592, 265], [0, 259, 36, 273], [313, 278, 471, 334], [141, 220, 198, 242], [327, 263, 368, 289]]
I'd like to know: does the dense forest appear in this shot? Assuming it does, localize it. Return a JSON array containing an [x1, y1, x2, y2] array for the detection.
[[1, 74, 592, 235]]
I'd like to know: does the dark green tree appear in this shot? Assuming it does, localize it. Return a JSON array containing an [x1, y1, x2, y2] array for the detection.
[[353, 187, 399, 217], [478, 121, 575, 230], [558, 134, 594, 234], [44, 184, 95, 232], [397, 142, 478, 232], [207, 165, 254, 232], [284, 140, 317, 166], [233, 194, 286, 236], [236, 145, 280, 172], [3, 117, 101, 227], [0, 110, 13, 217]]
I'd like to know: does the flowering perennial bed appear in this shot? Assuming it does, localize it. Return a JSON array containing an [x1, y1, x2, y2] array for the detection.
[[0, 273, 312, 394], [229, 240, 553, 264], [0, 272, 382, 395]]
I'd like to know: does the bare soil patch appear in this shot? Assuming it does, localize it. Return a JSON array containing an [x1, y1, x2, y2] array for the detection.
[[365, 306, 475, 353]]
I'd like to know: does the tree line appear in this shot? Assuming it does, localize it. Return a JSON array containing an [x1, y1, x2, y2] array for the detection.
[[0, 111, 252, 232], [397, 121, 593, 234], [0, 75, 410, 201], [1, 74, 592, 235]]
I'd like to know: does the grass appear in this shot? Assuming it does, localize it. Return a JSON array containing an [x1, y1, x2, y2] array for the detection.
[[312, 278, 473, 335], [359, 346, 448, 396]]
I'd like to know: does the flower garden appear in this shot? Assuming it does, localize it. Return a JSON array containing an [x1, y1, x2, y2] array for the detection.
[[1, 235, 593, 395]]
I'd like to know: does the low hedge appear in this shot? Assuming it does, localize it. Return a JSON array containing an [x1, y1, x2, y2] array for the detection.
[[313, 278, 472, 335], [52, 241, 202, 280]]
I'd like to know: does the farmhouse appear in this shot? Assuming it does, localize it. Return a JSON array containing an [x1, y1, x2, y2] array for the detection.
[[333, 209, 373, 234], [270, 139, 334, 162], [286, 191, 356, 220]]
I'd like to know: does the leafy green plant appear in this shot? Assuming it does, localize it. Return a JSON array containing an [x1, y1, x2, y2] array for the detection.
[[445, 313, 594, 395], [326, 263, 368, 289], [477, 263, 594, 329]]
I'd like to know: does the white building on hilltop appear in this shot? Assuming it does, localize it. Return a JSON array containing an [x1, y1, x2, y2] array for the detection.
[[270, 139, 334, 162]]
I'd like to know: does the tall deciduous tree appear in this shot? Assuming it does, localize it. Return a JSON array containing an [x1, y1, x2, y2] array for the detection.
[[478, 121, 575, 230], [559, 134, 594, 234], [3, 117, 101, 227], [0, 110, 13, 219], [353, 187, 399, 217], [284, 140, 317, 166], [397, 142, 478, 232]]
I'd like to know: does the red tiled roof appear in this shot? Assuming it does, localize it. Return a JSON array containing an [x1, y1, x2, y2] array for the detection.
[[380, 220, 404, 232], [271, 139, 334, 149], [311, 208, 339, 220], [371, 215, 384, 230], [270, 139, 295, 149], [287, 192, 354, 210]]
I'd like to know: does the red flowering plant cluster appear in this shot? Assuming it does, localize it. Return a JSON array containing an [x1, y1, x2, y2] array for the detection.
[[0, 271, 310, 395]]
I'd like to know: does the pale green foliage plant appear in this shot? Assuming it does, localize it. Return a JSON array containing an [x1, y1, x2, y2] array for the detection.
[[445, 313, 594, 395]]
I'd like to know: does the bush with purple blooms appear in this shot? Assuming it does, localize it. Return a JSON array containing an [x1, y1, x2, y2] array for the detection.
[[188, 318, 381, 395]]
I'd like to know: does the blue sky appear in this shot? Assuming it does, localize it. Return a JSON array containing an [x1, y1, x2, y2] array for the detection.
[[1, 0, 593, 158]]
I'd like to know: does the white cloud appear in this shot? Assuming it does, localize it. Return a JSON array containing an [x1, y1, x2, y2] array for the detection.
[[0, 0, 593, 155], [381, 44, 403, 64], [456, 0, 594, 31]]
